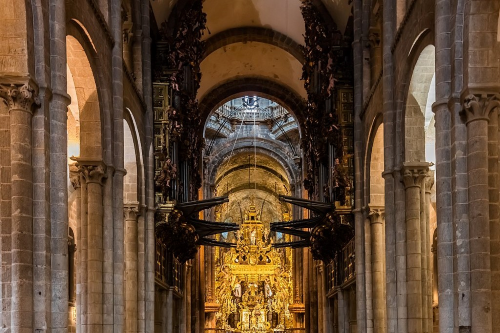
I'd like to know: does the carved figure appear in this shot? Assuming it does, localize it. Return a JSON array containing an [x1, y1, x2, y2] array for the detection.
[[155, 158, 177, 201], [233, 282, 242, 298]]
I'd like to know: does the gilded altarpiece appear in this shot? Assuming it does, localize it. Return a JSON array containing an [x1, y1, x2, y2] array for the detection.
[[214, 204, 293, 332]]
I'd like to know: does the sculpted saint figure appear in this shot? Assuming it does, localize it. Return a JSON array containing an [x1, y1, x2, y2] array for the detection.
[[233, 282, 242, 298]]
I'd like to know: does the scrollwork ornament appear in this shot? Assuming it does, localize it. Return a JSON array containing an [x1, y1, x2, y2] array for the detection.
[[0, 83, 40, 112]]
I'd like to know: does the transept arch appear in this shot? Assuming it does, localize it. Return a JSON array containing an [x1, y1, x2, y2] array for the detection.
[[203, 27, 304, 63]]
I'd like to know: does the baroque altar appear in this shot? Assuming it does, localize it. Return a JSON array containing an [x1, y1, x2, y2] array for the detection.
[[214, 203, 293, 332]]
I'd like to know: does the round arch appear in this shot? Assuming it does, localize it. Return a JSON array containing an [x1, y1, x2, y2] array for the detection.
[[199, 76, 307, 135], [206, 140, 300, 188], [123, 108, 145, 205], [66, 20, 113, 163], [364, 115, 385, 207], [203, 27, 304, 63]]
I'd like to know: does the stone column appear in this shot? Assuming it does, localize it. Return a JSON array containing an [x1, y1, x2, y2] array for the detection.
[[141, 0, 155, 329], [125, 203, 140, 333], [78, 162, 107, 333], [70, 166, 82, 332], [0, 83, 38, 332], [424, 174, 434, 332], [165, 288, 174, 333], [364, 214, 373, 333], [137, 209, 146, 333], [488, 108, 500, 331], [78, 167, 89, 332], [401, 162, 429, 333], [462, 94, 500, 333], [49, 0, 70, 328], [368, 206, 386, 333]]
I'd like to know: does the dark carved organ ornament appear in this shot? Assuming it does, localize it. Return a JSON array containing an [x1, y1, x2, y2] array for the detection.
[[299, 1, 351, 196], [155, 197, 239, 263], [155, 0, 207, 201], [270, 196, 354, 262]]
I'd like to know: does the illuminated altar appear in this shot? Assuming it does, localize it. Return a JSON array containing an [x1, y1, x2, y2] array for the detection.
[[214, 203, 293, 332]]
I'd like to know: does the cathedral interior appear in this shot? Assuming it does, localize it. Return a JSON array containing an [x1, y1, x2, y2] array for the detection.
[[1, 0, 500, 332]]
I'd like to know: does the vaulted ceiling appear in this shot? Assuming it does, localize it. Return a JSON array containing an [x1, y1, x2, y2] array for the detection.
[[150, 0, 352, 111]]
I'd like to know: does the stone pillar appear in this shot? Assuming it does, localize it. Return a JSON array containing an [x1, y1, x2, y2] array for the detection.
[[0, 83, 38, 332], [125, 203, 140, 333], [488, 108, 500, 331], [401, 162, 429, 333], [141, 0, 155, 329], [137, 209, 146, 333], [78, 162, 107, 333], [70, 166, 82, 332], [424, 174, 434, 332], [78, 167, 89, 333], [364, 214, 373, 333], [165, 288, 174, 333], [49, 0, 70, 328], [462, 94, 500, 333], [368, 206, 386, 333]]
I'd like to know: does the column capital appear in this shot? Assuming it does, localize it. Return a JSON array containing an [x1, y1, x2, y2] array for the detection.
[[74, 159, 107, 185], [425, 171, 435, 194], [461, 93, 500, 124], [0, 83, 40, 112], [367, 205, 385, 224], [124, 202, 140, 221], [401, 162, 429, 189], [69, 164, 81, 190]]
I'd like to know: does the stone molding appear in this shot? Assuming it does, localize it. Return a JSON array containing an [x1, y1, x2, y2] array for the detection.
[[75, 160, 108, 185], [401, 162, 430, 189], [0, 83, 40, 112], [124, 202, 140, 221], [461, 94, 500, 124]]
